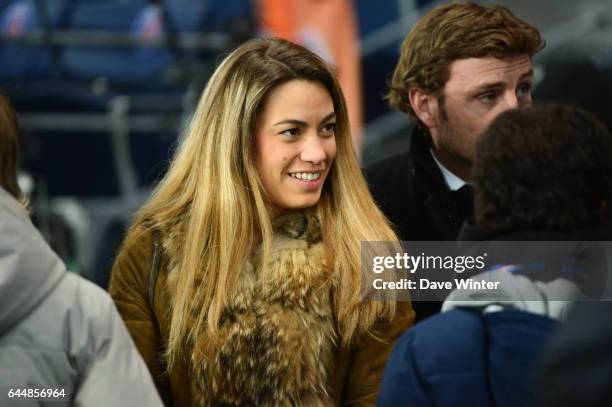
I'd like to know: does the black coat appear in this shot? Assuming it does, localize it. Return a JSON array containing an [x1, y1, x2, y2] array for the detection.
[[365, 127, 474, 322], [533, 301, 612, 407], [365, 126, 474, 242]]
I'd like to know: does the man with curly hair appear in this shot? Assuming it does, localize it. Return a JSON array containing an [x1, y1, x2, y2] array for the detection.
[[365, 3, 544, 320]]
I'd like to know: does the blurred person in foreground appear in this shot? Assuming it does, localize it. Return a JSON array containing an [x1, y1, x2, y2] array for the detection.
[[109, 38, 414, 406], [532, 301, 612, 407], [377, 104, 612, 407], [365, 2, 545, 321], [0, 94, 163, 407]]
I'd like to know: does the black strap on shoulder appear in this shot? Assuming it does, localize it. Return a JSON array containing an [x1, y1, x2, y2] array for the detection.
[[146, 229, 162, 310]]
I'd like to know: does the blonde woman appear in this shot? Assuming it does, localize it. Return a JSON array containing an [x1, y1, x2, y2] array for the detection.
[[109, 38, 414, 406]]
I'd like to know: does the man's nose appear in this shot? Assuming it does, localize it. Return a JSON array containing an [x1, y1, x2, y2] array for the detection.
[[503, 92, 520, 110]]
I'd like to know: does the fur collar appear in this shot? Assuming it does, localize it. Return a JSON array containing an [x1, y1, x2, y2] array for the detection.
[[164, 211, 337, 406]]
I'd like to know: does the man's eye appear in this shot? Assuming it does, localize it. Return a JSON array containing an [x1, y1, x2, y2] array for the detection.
[[517, 82, 533, 97], [280, 128, 299, 138], [478, 93, 499, 104]]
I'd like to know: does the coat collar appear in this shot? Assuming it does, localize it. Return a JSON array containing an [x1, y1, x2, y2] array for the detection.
[[272, 209, 322, 244], [410, 126, 448, 190], [184, 209, 335, 406]]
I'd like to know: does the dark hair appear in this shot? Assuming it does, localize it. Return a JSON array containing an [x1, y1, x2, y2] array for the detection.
[[0, 94, 21, 200], [473, 104, 612, 232], [387, 2, 544, 123]]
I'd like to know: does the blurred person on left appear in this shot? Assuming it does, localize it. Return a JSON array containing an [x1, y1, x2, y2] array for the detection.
[[0, 94, 163, 407]]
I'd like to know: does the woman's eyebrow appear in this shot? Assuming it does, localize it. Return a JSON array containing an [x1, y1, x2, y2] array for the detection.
[[273, 119, 307, 127], [318, 112, 336, 125], [273, 112, 336, 127]]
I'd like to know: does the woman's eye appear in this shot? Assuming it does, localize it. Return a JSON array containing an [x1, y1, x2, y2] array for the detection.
[[321, 123, 336, 136], [280, 128, 299, 138]]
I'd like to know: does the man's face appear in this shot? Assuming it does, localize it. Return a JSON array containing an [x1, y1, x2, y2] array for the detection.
[[429, 55, 534, 180]]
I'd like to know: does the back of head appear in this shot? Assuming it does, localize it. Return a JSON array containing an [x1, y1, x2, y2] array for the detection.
[[473, 104, 612, 233], [0, 94, 21, 200], [388, 2, 544, 123]]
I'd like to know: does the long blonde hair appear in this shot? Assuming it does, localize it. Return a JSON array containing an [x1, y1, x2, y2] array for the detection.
[[123, 38, 399, 368]]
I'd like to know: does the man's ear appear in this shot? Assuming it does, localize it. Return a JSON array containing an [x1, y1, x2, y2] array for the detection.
[[408, 88, 438, 129]]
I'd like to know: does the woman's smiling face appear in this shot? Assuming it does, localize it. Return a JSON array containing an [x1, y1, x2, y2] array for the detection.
[[254, 80, 337, 214]]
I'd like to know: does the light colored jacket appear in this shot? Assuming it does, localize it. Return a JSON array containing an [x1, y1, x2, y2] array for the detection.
[[0, 187, 163, 407]]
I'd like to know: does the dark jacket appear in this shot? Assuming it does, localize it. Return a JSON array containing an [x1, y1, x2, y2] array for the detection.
[[458, 221, 612, 242], [377, 308, 557, 407], [365, 126, 474, 242], [459, 223, 611, 299], [378, 224, 611, 407], [533, 302, 612, 407], [365, 127, 474, 321]]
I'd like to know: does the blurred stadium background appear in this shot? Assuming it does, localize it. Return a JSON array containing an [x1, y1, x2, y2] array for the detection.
[[1, 0, 611, 287]]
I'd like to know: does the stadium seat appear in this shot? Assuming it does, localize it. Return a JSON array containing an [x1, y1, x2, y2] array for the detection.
[[0, 0, 70, 82]]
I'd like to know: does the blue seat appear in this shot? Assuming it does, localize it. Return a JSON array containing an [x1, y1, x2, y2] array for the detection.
[[57, 0, 255, 93], [163, 0, 211, 33], [8, 0, 254, 201], [60, 1, 175, 91], [198, 0, 252, 31], [0, 0, 70, 83]]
